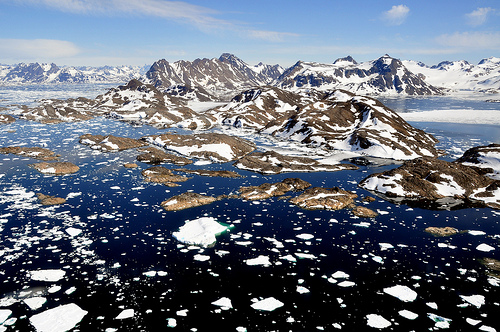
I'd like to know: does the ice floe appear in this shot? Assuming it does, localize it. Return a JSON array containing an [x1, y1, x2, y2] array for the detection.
[[172, 217, 229, 247], [29, 269, 66, 282], [250, 297, 284, 311], [29, 303, 87, 332], [366, 314, 391, 329]]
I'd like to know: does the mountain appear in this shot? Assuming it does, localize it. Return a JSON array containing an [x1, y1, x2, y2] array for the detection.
[[403, 57, 500, 93], [0, 63, 149, 84], [144, 53, 284, 100], [275, 54, 443, 96]]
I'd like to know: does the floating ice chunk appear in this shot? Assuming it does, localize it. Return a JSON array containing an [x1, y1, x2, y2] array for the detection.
[[143, 271, 157, 277], [172, 217, 229, 247], [466, 318, 481, 326], [23, 297, 47, 310], [295, 253, 316, 260], [426, 302, 438, 310], [66, 227, 82, 237], [29, 303, 87, 332], [331, 271, 349, 279], [338, 281, 355, 287], [366, 314, 391, 329], [399, 310, 418, 320], [29, 269, 66, 282], [296, 286, 310, 294], [250, 297, 284, 311], [167, 318, 177, 327], [193, 254, 210, 262], [280, 254, 297, 262], [383, 285, 418, 302], [460, 294, 485, 308], [379, 243, 394, 250], [469, 230, 486, 236], [427, 313, 451, 328], [176, 309, 188, 316], [236, 327, 247, 332], [372, 256, 384, 264], [116, 309, 134, 319], [476, 243, 495, 252], [245, 255, 271, 267], [212, 297, 232, 309], [0, 310, 11, 324], [479, 326, 497, 332], [110, 186, 121, 190], [296, 233, 314, 240]]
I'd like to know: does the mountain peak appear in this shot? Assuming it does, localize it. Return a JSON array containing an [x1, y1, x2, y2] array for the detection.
[[334, 56, 357, 65]]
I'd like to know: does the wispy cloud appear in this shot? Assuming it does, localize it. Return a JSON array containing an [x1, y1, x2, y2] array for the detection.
[[465, 7, 495, 26], [382, 4, 410, 26], [11, 0, 230, 31], [436, 31, 500, 49], [0, 39, 81, 60], [247, 30, 300, 42]]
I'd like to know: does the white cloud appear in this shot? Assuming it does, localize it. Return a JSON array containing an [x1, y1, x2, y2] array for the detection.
[[382, 5, 410, 26], [436, 31, 500, 49], [465, 7, 495, 26], [0, 39, 81, 60], [247, 30, 300, 42]]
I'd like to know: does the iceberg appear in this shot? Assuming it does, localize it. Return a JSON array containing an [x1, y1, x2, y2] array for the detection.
[[172, 217, 229, 247], [29, 303, 87, 332], [251, 297, 284, 311], [383, 285, 418, 302]]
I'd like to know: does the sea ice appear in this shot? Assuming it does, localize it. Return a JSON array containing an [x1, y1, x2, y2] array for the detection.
[[23, 297, 47, 310], [212, 297, 233, 309], [172, 217, 229, 247], [29, 269, 66, 282], [250, 297, 284, 311], [469, 230, 486, 236], [427, 313, 451, 328], [245, 255, 271, 266], [0, 310, 11, 324], [166, 318, 177, 327], [460, 294, 485, 308], [66, 227, 82, 237], [383, 285, 418, 302], [399, 309, 418, 320], [366, 314, 391, 329], [29, 303, 87, 332], [476, 243, 495, 252], [338, 281, 356, 287], [193, 254, 210, 262], [115, 308, 134, 319]]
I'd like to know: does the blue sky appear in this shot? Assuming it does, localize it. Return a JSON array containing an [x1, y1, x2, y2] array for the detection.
[[0, 0, 498, 67]]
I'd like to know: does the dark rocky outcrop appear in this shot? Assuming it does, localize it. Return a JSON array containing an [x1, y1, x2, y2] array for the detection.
[[142, 133, 255, 163], [0, 146, 59, 161], [424, 226, 459, 237], [79, 134, 148, 152], [289, 187, 357, 210], [351, 206, 378, 218], [29, 161, 79, 175], [456, 144, 500, 178], [239, 178, 311, 200], [359, 157, 500, 209], [141, 166, 190, 187], [0, 114, 15, 124], [161, 192, 218, 211], [234, 150, 358, 175], [36, 193, 66, 205], [173, 168, 241, 178], [136, 147, 193, 165]]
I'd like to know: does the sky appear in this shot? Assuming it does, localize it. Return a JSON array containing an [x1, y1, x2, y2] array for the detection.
[[0, 0, 498, 67]]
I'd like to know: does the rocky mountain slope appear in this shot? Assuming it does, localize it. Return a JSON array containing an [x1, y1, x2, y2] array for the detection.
[[403, 57, 500, 93], [0, 62, 148, 84]]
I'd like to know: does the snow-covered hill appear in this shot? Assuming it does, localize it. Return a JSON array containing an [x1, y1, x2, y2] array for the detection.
[[0, 63, 149, 84], [403, 57, 500, 93]]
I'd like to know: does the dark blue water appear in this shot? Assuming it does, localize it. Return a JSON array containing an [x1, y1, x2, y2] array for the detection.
[[0, 100, 499, 331]]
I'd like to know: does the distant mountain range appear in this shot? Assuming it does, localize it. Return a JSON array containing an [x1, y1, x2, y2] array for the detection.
[[1, 54, 499, 99]]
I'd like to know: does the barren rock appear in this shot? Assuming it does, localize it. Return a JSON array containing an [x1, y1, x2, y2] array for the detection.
[[351, 206, 378, 218], [161, 192, 218, 211], [0, 114, 15, 124], [30, 161, 79, 175], [174, 168, 242, 178], [239, 178, 311, 200], [141, 166, 189, 186], [123, 163, 138, 168], [424, 226, 459, 237], [289, 187, 357, 210], [36, 193, 66, 206], [136, 147, 192, 165], [79, 134, 147, 152], [0, 146, 59, 161]]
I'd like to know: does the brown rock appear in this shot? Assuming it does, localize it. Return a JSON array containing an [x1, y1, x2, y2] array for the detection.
[[480, 257, 500, 277], [352, 206, 378, 218], [30, 161, 79, 175], [0, 146, 59, 161], [289, 187, 357, 210], [239, 178, 311, 200], [234, 150, 358, 175], [424, 226, 459, 237], [36, 193, 66, 205], [123, 163, 138, 168], [363, 196, 376, 202], [137, 147, 193, 165], [161, 192, 217, 211], [79, 134, 147, 152], [0, 114, 15, 124], [141, 166, 189, 186], [174, 168, 242, 178]]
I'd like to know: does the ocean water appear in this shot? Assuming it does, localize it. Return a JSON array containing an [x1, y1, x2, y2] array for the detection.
[[0, 86, 499, 331]]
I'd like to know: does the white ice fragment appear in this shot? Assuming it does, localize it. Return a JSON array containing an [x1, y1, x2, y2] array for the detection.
[[383, 285, 418, 302], [0, 309, 11, 324], [460, 294, 485, 308], [476, 243, 495, 252], [250, 297, 284, 311], [331, 271, 349, 279], [338, 281, 356, 287], [176, 309, 188, 316], [466, 318, 481, 326], [366, 314, 391, 329], [167, 318, 177, 327], [426, 302, 438, 310], [116, 309, 134, 319], [245, 255, 271, 267], [66, 227, 82, 237], [479, 326, 497, 332], [172, 217, 229, 247], [48, 285, 61, 293], [29, 269, 66, 282], [296, 286, 310, 294], [23, 297, 47, 310], [193, 254, 211, 262], [296, 233, 314, 240], [469, 230, 486, 236], [379, 243, 394, 250], [29, 303, 87, 332], [399, 310, 418, 320], [427, 313, 451, 328], [212, 297, 232, 309], [143, 271, 157, 277]]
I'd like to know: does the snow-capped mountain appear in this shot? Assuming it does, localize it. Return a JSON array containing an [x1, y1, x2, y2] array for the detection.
[[276, 54, 443, 96], [144, 53, 284, 100], [0, 62, 149, 84], [403, 57, 500, 93]]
